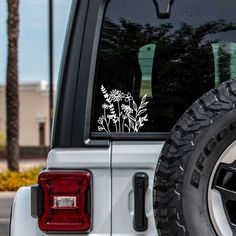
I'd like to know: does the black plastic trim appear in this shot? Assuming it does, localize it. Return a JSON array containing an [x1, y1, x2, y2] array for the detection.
[[52, 0, 90, 148], [31, 184, 43, 218], [71, 0, 110, 147], [133, 172, 149, 232], [154, 0, 174, 19], [92, 132, 169, 141], [52, 0, 169, 148], [85, 186, 92, 217]]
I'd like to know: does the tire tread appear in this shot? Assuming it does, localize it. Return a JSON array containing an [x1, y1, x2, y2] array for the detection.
[[154, 80, 236, 236]]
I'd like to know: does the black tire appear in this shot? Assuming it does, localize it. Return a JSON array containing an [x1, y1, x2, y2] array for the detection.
[[153, 80, 236, 236]]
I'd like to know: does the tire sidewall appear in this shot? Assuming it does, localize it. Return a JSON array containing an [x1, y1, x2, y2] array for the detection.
[[181, 108, 236, 236]]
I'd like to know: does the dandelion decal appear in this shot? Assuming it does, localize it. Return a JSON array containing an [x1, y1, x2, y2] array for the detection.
[[97, 85, 149, 133], [110, 89, 124, 102]]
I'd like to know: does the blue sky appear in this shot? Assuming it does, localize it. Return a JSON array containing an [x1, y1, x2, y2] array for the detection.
[[0, 0, 72, 85]]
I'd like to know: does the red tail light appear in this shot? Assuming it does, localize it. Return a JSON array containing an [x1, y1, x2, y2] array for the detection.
[[38, 171, 92, 232]]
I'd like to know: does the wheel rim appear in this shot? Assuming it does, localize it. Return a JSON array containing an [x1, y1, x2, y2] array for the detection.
[[208, 140, 236, 236]]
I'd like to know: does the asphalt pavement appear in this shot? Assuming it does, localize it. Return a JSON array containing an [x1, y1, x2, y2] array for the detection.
[[0, 192, 15, 236]]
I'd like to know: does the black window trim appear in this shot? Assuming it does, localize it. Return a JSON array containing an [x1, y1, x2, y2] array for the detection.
[[70, 0, 169, 148], [52, 0, 169, 148], [51, 0, 171, 148], [53, 0, 236, 148], [52, 0, 91, 148], [71, 0, 111, 148], [91, 132, 169, 141]]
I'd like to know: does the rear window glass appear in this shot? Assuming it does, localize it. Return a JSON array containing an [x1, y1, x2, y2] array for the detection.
[[92, 0, 236, 133]]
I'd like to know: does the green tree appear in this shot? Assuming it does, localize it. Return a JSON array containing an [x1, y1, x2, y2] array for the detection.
[[6, 0, 19, 171]]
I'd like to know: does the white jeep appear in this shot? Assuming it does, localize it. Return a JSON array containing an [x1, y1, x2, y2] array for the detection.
[[10, 0, 236, 235]]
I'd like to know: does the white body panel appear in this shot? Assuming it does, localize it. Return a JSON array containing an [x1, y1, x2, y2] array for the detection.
[[11, 147, 111, 236], [10, 187, 43, 236], [10, 142, 163, 236], [46, 148, 112, 236], [112, 141, 162, 236]]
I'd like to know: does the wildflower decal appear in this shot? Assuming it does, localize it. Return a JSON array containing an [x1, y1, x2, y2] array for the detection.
[[97, 85, 149, 132]]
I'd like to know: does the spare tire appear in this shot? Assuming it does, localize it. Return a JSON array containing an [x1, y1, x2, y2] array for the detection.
[[154, 80, 236, 236]]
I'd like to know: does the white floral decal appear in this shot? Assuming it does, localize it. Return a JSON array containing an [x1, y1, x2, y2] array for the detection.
[[97, 85, 149, 133]]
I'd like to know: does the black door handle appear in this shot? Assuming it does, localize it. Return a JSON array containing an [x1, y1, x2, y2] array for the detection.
[[133, 172, 148, 232]]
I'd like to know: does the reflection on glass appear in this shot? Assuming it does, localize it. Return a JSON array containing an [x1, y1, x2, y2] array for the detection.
[[212, 43, 220, 86], [93, 0, 236, 133], [230, 43, 236, 79], [212, 42, 236, 86], [138, 44, 156, 98]]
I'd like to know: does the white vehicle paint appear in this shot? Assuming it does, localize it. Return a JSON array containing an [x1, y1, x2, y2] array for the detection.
[[111, 141, 162, 236], [10, 187, 43, 236], [10, 141, 163, 236]]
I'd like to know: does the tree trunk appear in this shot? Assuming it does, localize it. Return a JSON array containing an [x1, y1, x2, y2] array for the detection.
[[6, 0, 19, 171]]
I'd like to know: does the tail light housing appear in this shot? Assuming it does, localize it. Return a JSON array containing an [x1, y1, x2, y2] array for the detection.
[[37, 171, 92, 233]]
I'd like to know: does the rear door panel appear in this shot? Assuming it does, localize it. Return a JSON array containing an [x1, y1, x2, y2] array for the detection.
[[112, 141, 163, 235]]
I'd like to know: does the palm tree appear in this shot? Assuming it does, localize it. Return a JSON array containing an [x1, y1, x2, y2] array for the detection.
[[6, 0, 19, 171]]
